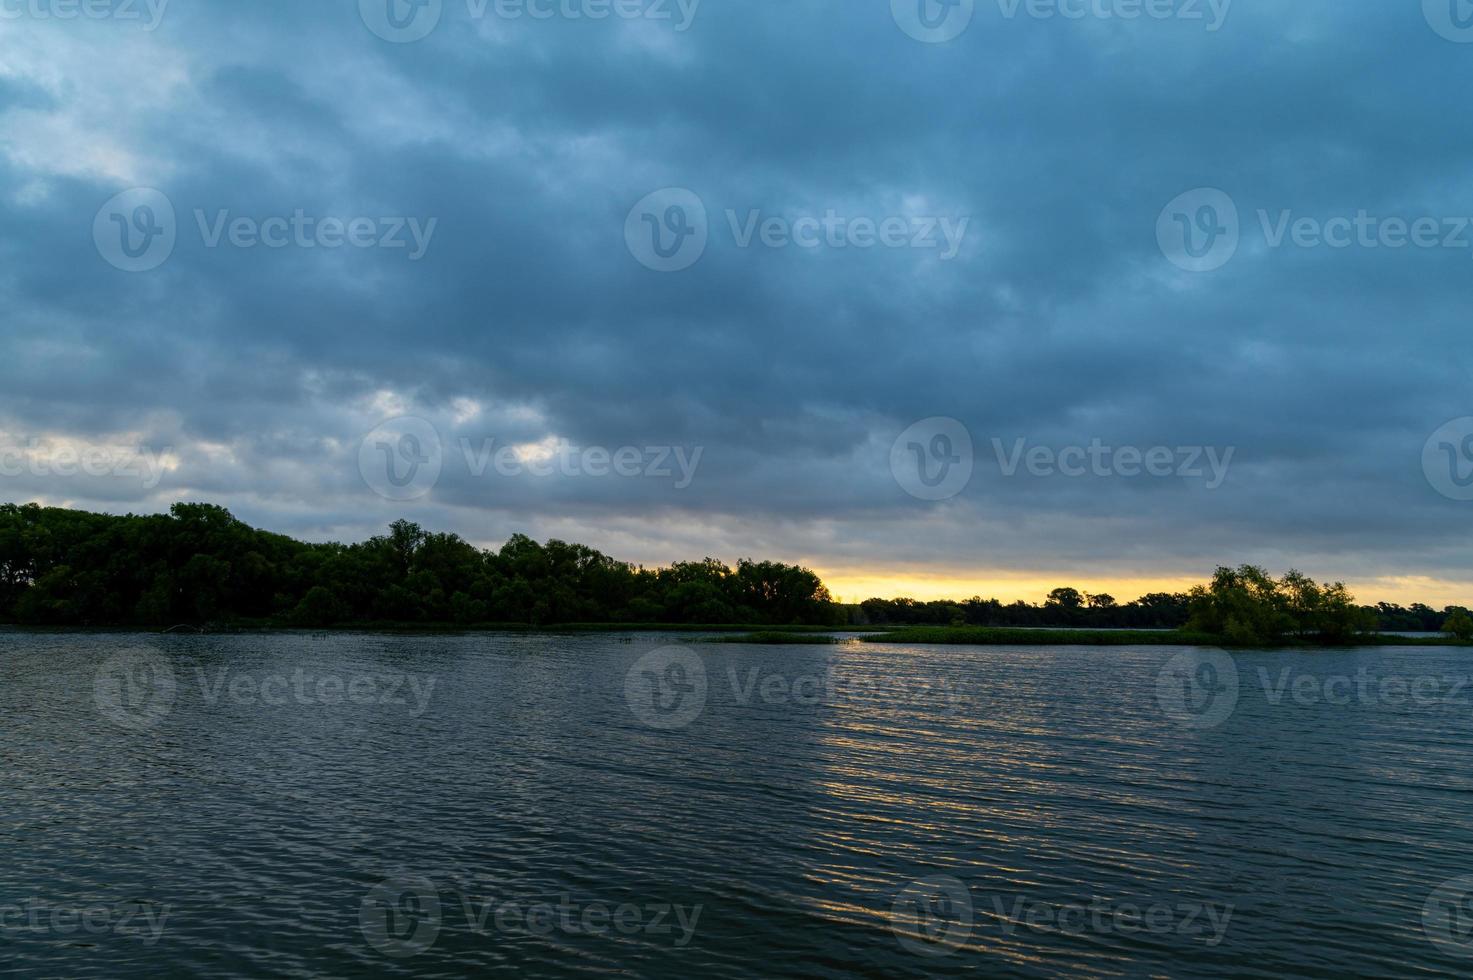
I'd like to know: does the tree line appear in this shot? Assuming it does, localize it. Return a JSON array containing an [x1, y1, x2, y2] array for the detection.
[[858, 587, 1193, 630], [858, 570, 1472, 645], [1, 503, 1466, 642], [0, 503, 837, 627]]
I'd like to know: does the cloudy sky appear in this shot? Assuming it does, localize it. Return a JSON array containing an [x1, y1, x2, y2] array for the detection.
[[3, 0, 1473, 604]]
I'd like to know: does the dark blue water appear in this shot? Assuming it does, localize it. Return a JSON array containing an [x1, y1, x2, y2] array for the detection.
[[3, 632, 1472, 977]]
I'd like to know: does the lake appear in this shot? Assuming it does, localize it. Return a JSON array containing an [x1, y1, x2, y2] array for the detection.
[[3, 632, 1472, 977]]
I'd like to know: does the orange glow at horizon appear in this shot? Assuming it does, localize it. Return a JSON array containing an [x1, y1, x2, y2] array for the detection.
[[815, 567, 1473, 609]]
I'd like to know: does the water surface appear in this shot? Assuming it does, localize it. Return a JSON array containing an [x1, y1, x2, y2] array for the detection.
[[3, 632, 1471, 977]]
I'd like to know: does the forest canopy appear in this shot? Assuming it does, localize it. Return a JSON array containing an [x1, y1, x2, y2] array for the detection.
[[0, 502, 836, 627]]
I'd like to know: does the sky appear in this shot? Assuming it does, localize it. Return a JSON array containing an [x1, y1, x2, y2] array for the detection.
[[2, 0, 1473, 605]]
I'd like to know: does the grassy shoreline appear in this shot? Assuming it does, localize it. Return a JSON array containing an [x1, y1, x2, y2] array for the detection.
[[859, 626, 1471, 648], [3, 621, 1465, 648], [0, 621, 885, 636], [708, 626, 1471, 648]]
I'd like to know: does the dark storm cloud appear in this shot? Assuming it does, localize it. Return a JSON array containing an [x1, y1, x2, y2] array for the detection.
[[2, 0, 1472, 594]]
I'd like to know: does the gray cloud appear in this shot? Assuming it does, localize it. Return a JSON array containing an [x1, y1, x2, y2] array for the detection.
[[2, 0, 1472, 598]]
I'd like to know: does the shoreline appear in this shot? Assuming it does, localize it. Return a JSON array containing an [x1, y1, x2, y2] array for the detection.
[[7, 622, 1465, 649]]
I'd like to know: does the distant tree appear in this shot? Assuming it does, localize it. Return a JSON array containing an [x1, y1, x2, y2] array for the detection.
[[1046, 587, 1085, 610], [1444, 610, 1473, 642], [1086, 593, 1117, 610], [291, 586, 346, 627], [1187, 565, 1294, 646]]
